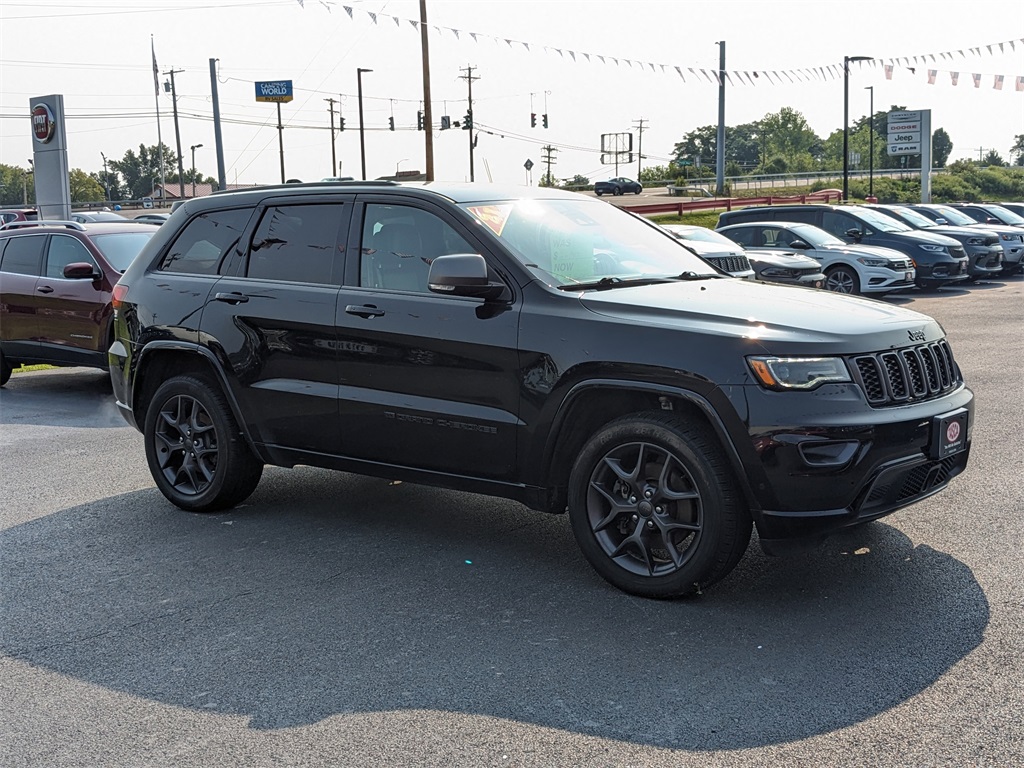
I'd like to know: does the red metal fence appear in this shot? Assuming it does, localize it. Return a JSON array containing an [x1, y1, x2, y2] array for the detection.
[[624, 188, 843, 216]]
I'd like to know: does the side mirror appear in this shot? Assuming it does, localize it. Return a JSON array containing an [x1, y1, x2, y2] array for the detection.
[[986, 217, 999, 224], [428, 253, 506, 300], [788, 239, 810, 250], [845, 227, 863, 242], [63, 262, 101, 280], [934, 218, 948, 225]]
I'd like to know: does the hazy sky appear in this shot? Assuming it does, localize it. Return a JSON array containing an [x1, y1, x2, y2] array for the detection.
[[2, 0, 1022, 187]]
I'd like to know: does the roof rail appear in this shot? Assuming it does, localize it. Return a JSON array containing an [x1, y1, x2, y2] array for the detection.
[[0, 220, 87, 231], [209, 179, 400, 195]]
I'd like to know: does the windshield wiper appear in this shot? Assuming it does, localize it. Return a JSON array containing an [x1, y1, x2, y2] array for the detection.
[[557, 275, 674, 291], [674, 270, 723, 280]]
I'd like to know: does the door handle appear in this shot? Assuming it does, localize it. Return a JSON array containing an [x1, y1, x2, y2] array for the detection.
[[345, 304, 385, 318], [36, 285, 54, 294], [214, 292, 249, 304]]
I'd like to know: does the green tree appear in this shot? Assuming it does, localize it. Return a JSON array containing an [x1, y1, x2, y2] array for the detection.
[[932, 128, 953, 168], [69, 168, 104, 203], [757, 107, 822, 169], [1012, 134, 1024, 166], [983, 150, 1005, 167], [0, 163, 34, 206], [109, 143, 178, 199]]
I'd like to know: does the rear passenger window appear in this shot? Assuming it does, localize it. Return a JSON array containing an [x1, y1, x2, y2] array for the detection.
[[0, 235, 45, 276], [247, 204, 345, 284], [46, 235, 97, 278], [159, 209, 250, 274]]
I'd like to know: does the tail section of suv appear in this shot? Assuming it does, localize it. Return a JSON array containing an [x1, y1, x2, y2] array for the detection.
[[717, 204, 969, 289], [109, 182, 972, 599]]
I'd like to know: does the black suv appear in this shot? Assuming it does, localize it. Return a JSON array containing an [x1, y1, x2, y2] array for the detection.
[[717, 204, 969, 289], [110, 183, 973, 598]]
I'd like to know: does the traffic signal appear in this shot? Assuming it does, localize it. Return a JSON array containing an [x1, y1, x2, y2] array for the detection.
[[530, 112, 537, 128], [339, 116, 346, 132], [388, 116, 395, 131], [440, 115, 451, 130], [542, 113, 549, 129], [463, 110, 472, 130], [416, 110, 424, 131]]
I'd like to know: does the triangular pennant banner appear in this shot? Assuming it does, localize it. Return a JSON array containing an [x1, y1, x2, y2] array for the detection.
[[950, 71, 959, 86]]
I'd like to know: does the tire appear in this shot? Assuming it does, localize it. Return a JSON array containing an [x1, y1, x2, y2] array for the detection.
[[0, 352, 12, 387], [595, 189, 604, 197], [634, 188, 642, 195], [613, 187, 623, 196], [824, 265, 860, 295], [567, 411, 752, 598], [144, 373, 263, 512]]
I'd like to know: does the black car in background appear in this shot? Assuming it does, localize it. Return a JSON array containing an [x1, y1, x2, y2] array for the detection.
[[717, 204, 969, 289], [109, 182, 972, 598], [0, 220, 155, 385], [594, 177, 643, 196], [862, 204, 1003, 281]]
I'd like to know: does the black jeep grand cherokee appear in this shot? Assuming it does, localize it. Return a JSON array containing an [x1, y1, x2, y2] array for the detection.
[[109, 182, 973, 598]]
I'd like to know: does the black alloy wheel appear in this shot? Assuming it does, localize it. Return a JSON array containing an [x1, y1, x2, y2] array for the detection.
[[824, 265, 860, 294], [613, 186, 624, 196], [144, 374, 263, 512], [568, 412, 751, 598]]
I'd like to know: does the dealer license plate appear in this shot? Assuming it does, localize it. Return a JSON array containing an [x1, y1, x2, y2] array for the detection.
[[930, 408, 968, 459]]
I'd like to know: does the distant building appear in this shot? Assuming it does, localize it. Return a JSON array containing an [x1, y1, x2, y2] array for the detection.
[[150, 182, 262, 201]]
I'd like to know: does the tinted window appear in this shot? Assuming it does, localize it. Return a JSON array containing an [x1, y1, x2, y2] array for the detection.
[[159, 209, 250, 274], [0, 234, 45, 276], [46, 235, 97, 277], [821, 211, 869, 239], [778, 208, 818, 225], [360, 203, 476, 293], [247, 204, 345, 284], [92, 231, 155, 272], [724, 227, 757, 247]]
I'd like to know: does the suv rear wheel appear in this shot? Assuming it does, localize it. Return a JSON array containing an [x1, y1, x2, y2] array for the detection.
[[144, 374, 263, 512], [567, 412, 751, 598], [0, 352, 13, 386]]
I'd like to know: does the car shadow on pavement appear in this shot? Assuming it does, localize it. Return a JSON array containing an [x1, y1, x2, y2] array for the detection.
[[0, 468, 988, 751], [0, 368, 123, 429]]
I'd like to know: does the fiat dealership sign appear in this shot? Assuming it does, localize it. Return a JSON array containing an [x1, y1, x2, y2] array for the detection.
[[32, 103, 56, 144]]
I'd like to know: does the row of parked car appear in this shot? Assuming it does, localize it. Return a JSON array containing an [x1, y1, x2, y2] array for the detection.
[[659, 201, 1024, 295]]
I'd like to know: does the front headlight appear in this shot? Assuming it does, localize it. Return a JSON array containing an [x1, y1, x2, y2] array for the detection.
[[966, 237, 985, 245], [919, 244, 947, 253], [761, 267, 799, 278], [857, 256, 890, 266], [747, 356, 851, 391], [1000, 233, 1020, 241]]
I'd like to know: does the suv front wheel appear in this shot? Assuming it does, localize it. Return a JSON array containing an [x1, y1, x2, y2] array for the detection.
[[567, 412, 751, 598], [144, 374, 264, 512]]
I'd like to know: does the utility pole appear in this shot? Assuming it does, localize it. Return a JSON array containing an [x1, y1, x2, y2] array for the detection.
[[325, 97, 338, 176], [632, 117, 647, 180], [715, 41, 726, 196], [419, 0, 434, 181], [100, 152, 110, 201], [163, 67, 186, 200], [210, 58, 226, 192], [459, 65, 479, 181], [542, 145, 557, 186]]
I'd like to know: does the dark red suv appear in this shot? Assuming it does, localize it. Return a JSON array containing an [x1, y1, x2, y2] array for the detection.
[[0, 220, 155, 385]]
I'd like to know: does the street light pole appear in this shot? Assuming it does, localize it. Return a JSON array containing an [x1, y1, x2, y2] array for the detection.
[[396, 158, 408, 178], [843, 55, 871, 202], [357, 67, 372, 180], [864, 86, 874, 198], [190, 143, 203, 198]]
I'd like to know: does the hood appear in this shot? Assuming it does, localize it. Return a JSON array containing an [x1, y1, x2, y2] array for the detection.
[[885, 229, 961, 247], [920, 225, 999, 243], [744, 249, 822, 269], [577, 278, 943, 353], [815, 243, 910, 263]]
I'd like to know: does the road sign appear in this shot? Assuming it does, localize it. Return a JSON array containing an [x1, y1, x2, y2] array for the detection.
[[255, 80, 294, 103], [524, 159, 534, 171], [888, 143, 921, 155]]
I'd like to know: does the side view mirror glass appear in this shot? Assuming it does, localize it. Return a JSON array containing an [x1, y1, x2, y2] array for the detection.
[[428, 253, 505, 300], [63, 262, 101, 280], [788, 239, 810, 250]]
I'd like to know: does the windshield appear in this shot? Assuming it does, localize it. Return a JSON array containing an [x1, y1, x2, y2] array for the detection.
[[788, 224, 846, 248], [889, 206, 939, 228], [92, 231, 155, 272], [853, 208, 911, 232], [982, 205, 1024, 225], [461, 198, 717, 286], [928, 206, 976, 226]]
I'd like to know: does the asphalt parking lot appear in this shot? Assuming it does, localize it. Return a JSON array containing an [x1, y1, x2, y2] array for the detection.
[[1, 277, 1022, 767]]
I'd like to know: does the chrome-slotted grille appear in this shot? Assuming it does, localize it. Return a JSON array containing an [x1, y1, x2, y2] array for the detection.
[[850, 340, 961, 406], [705, 255, 751, 273]]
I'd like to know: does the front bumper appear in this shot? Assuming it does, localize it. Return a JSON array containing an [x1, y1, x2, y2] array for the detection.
[[964, 245, 1004, 277], [738, 382, 974, 550]]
